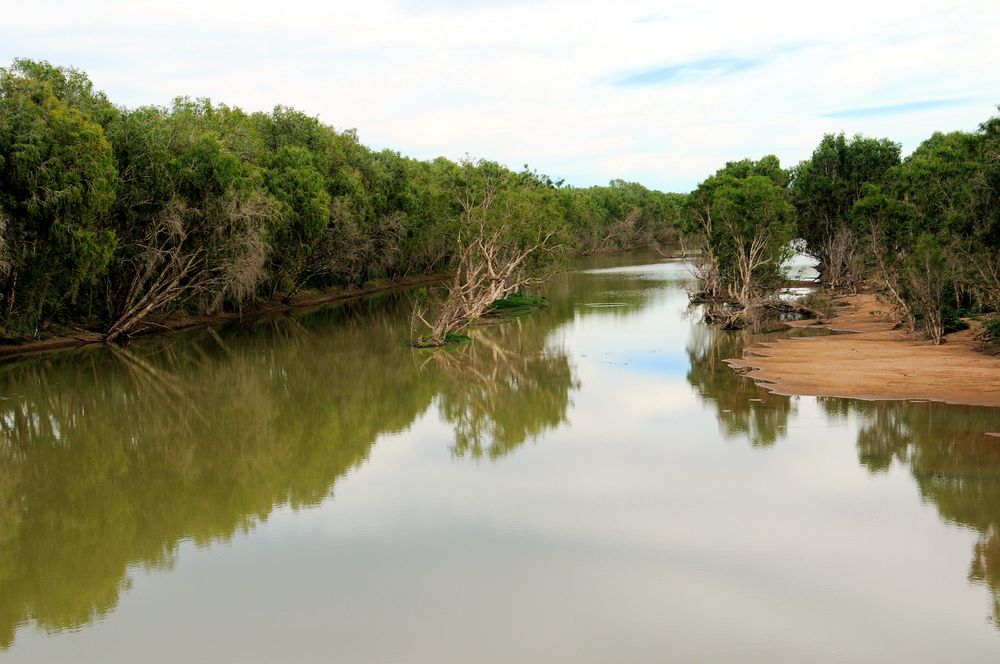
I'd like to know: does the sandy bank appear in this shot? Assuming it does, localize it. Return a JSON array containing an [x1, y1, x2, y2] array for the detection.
[[725, 293, 1000, 408]]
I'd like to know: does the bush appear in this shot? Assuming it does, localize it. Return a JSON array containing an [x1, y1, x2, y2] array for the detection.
[[489, 293, 548, 310], [799, 290, 835, 318], [985, 318, 1000, 342]]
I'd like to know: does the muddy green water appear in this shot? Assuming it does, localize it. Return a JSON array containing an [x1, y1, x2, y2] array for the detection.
[[2, 251, 1000, 662]]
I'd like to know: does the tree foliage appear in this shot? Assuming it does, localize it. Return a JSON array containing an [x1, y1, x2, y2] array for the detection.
[[683, 156, 795, 322], [0, 60, 118, 335], [848, 112, 1000, 342], [790, 133, 900, 287], [0, 60, 681, 341]]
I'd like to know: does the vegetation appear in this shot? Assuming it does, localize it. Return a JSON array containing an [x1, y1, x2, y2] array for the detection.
[[683, 108, 999, 342], [983, 317, 1000, 352], [790, 134, 901, 291], [797, 290, 835, 319], [0, 59, 680, 344], [682, 155, 796, 327], [0, 290, 578, 648], [2, 58, 996, 348], [847, 119, 1000, 343], [488, 293, 548, 312]]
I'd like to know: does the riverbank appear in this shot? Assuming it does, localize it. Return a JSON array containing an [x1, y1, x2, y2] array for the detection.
[[0, 273, 448, 362], [726, 292, 1000, 408]]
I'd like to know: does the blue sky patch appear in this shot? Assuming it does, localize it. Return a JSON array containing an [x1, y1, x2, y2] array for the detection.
[[824, 97, 984, 118]]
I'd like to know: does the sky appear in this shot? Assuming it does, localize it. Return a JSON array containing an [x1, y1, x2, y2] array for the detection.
[[2, 0, 998, 191]]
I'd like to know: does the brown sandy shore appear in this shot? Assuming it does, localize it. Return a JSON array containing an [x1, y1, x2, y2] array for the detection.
[[726, 292, 1000, 409], [0, 272, 448, 362]]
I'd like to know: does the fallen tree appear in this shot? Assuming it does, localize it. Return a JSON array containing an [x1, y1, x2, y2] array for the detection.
[[411, 165, 564, 347]]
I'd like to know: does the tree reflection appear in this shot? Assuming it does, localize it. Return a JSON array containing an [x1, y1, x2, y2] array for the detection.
[[426, 318, 577, 460], [0, 290, 577, 649], [689, 319, 1000, 627], [819, 397, 1000, 627], [685, 323, 796, 447]]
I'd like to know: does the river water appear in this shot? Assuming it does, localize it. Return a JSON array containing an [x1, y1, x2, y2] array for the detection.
[[2, 251, 1000, 662]]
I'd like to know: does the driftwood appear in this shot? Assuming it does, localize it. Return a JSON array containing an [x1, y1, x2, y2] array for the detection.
[[695, 293, 828, 330]]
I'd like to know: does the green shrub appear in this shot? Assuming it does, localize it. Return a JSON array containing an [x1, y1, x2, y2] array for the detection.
[[799, 290, 835, 318], [985, 318, 1000, 341], [489, 293, 548, 310]]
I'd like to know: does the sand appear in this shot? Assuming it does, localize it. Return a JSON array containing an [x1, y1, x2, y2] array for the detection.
[[726, 293, 1000, 408]]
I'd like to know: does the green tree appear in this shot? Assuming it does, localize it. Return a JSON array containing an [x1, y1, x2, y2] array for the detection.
[[684, 156, 794, 319], [264, 145, 331, 296], [791, 134, 900, 288], [0, 62, 117, 336]]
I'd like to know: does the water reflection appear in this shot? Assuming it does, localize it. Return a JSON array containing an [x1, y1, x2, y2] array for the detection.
[[3, 252, 1000, 659], [821, 398, 1000, 626], [685, 323, 797, 447], [0, 290, 578, 649], [688, 320, 1000, 627], [427, 322, 577, 460]]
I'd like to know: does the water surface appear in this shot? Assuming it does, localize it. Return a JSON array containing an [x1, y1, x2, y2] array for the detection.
[[2, 251, 1000, 662]]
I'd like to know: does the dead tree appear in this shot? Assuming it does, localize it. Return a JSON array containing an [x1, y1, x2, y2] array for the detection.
[[823, 226, 862, 292], [105, 193, 270, 342], [685, 202, 722, 300], [105, 202, 206, 342], [727, 221, 774, 308], [597, 208, 643, 252], [864, 221, 914, 333], [411, 177, 561, 347], [411, 222, 558, 346]]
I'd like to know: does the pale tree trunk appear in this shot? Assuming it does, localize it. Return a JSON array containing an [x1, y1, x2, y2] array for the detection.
[[411, 221, 558, 346], [685, 204, 721, 299], [866, 222, 914, 333], [729, 226, 772, 308], [905, 249, 946, 344]]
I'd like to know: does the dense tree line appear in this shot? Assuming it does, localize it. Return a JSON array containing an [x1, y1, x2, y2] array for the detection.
[[683, 154, 795, 326], [682, 109, 1000, 343], [0, 59, 680, 342]]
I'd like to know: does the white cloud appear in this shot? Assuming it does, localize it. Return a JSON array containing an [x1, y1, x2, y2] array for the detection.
[[2, 0, 998, 190]]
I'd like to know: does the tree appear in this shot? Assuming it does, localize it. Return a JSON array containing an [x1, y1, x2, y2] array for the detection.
[[714, 174, 795, 306], [791, 133, 900, 289], [0, 62, 117, 336], [683, 156, 795, 324], [411, 161, 566, 346], [0, 213, 11, 279], [263, 145, 331, 297], [904, 233, 949, 343]]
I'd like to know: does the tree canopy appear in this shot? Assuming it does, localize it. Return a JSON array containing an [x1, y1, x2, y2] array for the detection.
[[0, 60, 681, 341]]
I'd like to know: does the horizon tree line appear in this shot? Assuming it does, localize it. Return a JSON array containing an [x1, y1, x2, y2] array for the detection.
[[1, 58, 997, 346], [0, 59, 681, 343]]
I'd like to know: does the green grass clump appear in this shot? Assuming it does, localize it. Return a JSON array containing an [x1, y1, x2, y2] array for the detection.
[[489, 293, 548, 311], [410, 332, 472, 348]]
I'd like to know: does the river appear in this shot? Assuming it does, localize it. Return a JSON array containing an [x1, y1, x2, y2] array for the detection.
[[1, 250, 999, 662]]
